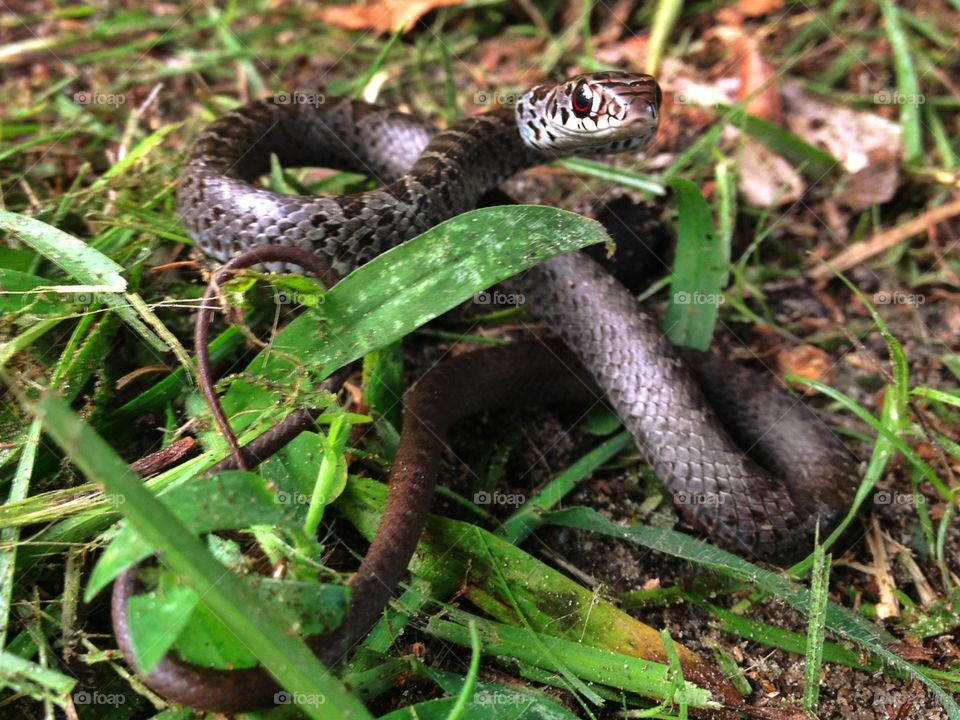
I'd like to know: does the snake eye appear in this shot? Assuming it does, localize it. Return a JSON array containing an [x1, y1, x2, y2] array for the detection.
[[571, 81, 593, 118]]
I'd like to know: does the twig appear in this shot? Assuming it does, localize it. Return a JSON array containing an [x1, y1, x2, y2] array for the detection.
[[809, 198, 960, 280]]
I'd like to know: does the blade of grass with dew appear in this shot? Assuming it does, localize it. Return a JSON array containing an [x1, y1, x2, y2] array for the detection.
[[0, 650, 76, 706], [425, 610, 719, 712], [912, 386, 960, 408], [788, 376, 942, 494], [785, 383, 898, 575], [687, 598, 877, 671], [661, 629, 690, 720], [802, 539, 830, 716]]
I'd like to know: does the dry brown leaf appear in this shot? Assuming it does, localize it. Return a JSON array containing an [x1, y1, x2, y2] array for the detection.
[[777, 343, 833, 392], [317, 0, 466, 34], [737, 0, 785, 17], [782, 80, 901, 210], [944, 302, 960, 336], [735, 34, 781, 123], [834, 147, 900, 211], [737, 135, 803, 207]]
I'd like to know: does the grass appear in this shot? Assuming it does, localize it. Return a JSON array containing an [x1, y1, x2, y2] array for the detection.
[[1, 1, 959, 718]]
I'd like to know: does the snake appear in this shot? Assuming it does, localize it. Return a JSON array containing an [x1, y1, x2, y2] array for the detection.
[[111, 72, 859, 712]]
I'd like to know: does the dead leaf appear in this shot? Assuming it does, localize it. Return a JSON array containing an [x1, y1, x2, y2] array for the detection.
[[317, 0, 466, 34], [738, 0, 785, 15], [783, 80, 901, 210], [738, 135, 804, 207], [835, 147, 900, 211], [777, 344, 833, 392], [944, 302, 960, 336], [735, 34, 781, 123]]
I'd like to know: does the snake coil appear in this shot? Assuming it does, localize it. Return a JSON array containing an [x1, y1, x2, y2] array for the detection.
[[112, 72, 858, 712]]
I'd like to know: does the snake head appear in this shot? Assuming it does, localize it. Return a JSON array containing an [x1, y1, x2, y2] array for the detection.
[[517, 71, 661, 156]]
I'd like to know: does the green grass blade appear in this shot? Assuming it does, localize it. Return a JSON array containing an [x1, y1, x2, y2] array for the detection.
[[544, 507, 960, 719], [646, 0, 683, 75], [664, 178, 727, 350], [878, 0, 923, 161], [802, 541, 830, 715]]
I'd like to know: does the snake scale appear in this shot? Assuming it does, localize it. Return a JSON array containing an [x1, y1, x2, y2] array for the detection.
[[112, 72, 859, 712]]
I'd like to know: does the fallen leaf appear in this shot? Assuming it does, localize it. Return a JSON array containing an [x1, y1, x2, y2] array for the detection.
[[783, 80, 901, 210], [737, 135, 804, 207], [317, 0, 467, 34], [735, 34, 781, 123], [777, 343, 834, 392], [737, 0, 785, 17], [835, 147, 900, 211]]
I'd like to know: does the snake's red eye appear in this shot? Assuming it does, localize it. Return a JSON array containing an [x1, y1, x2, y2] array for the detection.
[[571, 81, 592, 118]]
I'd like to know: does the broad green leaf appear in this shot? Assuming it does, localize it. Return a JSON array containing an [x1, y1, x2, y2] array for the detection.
[[0, 211, 125, 292], [85, 470, 303, 600], [0, 211, 174, 354], [246, 206, 611, 385]]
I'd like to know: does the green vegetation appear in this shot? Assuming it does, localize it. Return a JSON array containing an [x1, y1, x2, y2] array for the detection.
[[1, 1, 958, 718]]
